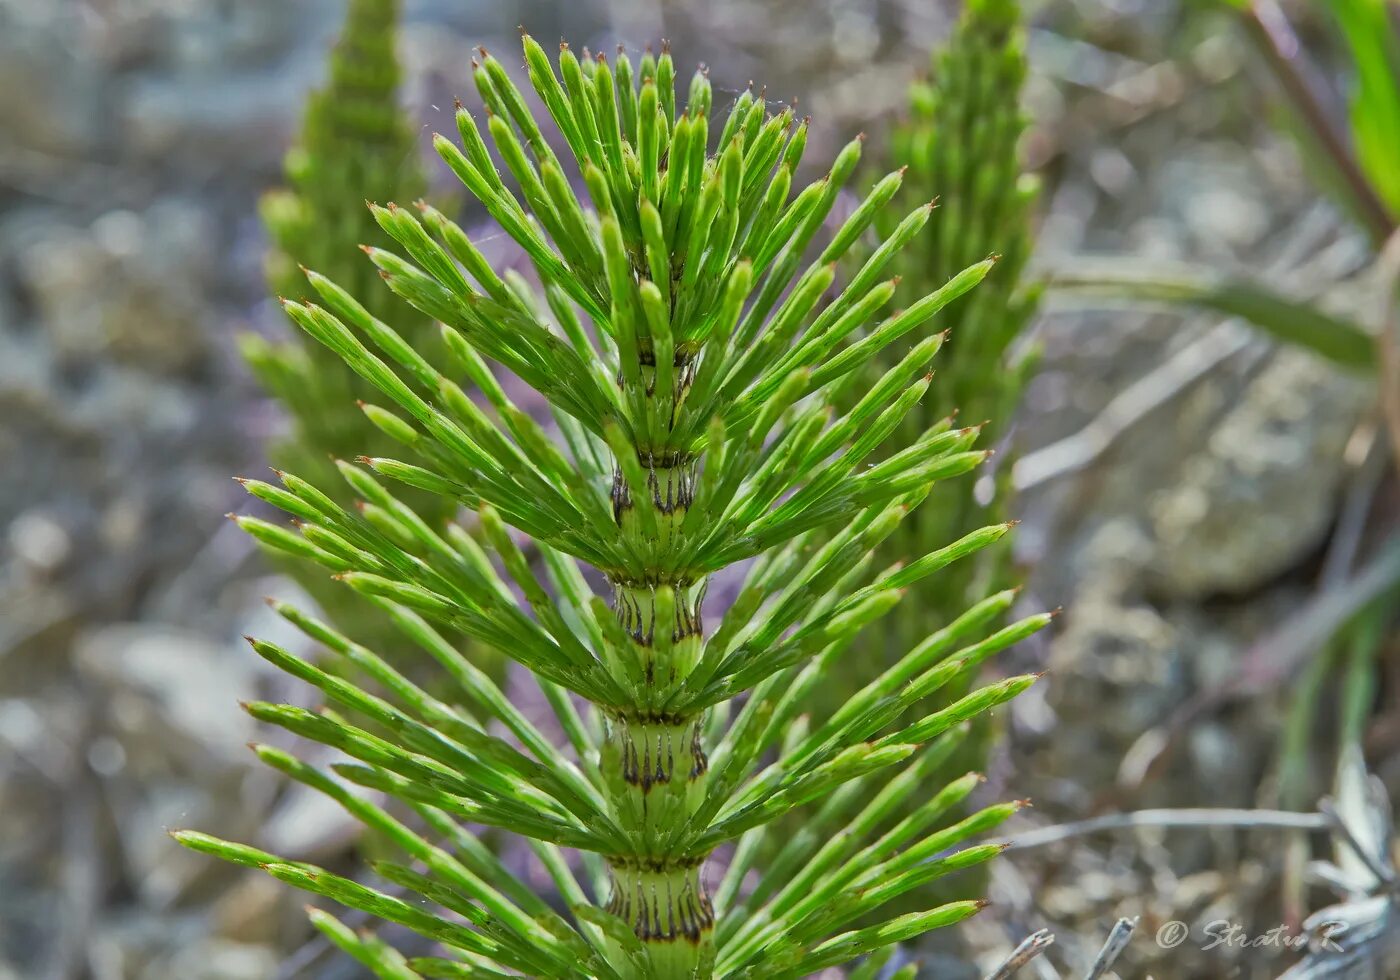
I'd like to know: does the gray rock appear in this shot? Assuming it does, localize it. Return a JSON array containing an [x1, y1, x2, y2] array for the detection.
[[1147, 348, 1371, 598], [14, 203, 213, 376], [73, 624, 261, 766]]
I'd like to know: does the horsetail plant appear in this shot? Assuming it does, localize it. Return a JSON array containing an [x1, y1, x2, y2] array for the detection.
[[246, 0, 428, 477], [180, 36, 1051, 979], [874, 0, 1041, 659], [241, 0, 481, 661], [802, 0, 1042, 917]]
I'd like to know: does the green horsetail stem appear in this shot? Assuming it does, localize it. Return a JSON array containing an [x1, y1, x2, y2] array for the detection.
[[878, 0, 1041, 639], [186, 32, 1051, 979], [253, 0, 428, 461], [243, 0, 511, 684], [806, 0, 1043, 916]]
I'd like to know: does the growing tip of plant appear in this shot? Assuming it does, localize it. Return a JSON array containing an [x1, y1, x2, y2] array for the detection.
[[453, 96, 464, 109], [1049, 606, 1064, 619], [988, 252, 1002, 263], [927, 196, 940, 209]]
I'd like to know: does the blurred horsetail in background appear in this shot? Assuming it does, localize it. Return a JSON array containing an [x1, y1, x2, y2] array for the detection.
[[177, 30, 1052, 980], [876, 0, 1040, 657], [246, 0, 428, 471], [822, 0, 1041, 758], [240, 0, 472, 659], [797, 0, 1043, 924]]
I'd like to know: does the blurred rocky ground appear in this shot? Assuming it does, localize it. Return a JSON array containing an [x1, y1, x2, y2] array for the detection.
[[0, 0, 1391, 978]]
